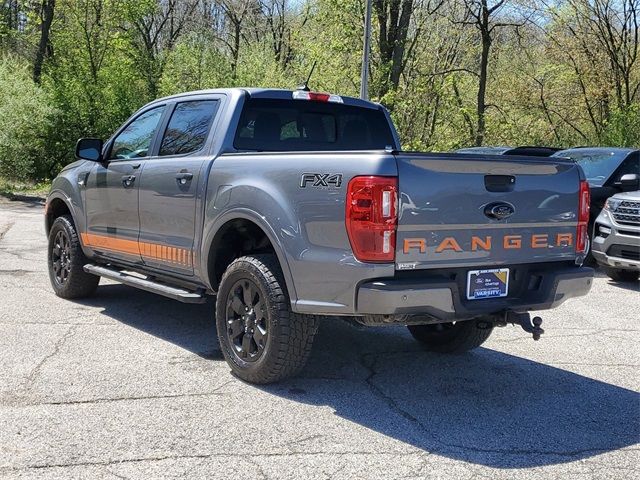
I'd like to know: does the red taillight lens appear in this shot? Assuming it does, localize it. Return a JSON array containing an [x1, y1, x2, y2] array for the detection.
[[576, 180, 590, 253], [308, 92, 330, 102], [292, 91, 344, 103], [346, 176, 398, 262]]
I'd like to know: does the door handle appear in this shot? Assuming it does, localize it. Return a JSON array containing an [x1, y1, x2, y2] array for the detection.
[[122, 175, 136, 188], [175, 172, 193, 185]]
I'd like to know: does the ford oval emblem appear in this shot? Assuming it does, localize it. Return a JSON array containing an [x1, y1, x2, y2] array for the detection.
[[484, 202, 515, 220]]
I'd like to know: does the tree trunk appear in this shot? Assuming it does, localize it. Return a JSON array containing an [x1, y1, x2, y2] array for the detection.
[[389, 0, 413, 90], [475, 30, 490, 146], [374, 0, 414, 97], [231, 19, 240, 78], [33, 0, 56, 84]]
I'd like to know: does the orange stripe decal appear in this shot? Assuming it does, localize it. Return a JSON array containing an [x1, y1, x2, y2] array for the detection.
[[81, 232, 193, 267], [81, 233, 140, 256]]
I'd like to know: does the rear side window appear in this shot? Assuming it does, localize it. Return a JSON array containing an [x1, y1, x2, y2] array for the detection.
[[234, 98, 395, 151], [159, 100, 219, 156]]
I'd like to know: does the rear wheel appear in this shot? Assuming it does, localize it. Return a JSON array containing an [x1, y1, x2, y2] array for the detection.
[[604, 268, 639, 283], [407, 320, 493, 353], [216, 254, 318, 384], [47, 215, 99, 299]]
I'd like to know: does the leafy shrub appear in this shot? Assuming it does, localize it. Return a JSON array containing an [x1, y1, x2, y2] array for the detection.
[[0, 56, 56, 180]]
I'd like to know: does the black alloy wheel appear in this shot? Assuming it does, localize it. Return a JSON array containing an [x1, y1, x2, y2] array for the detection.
[[51, 229, 72, 286], [225, 278, 268, 362]]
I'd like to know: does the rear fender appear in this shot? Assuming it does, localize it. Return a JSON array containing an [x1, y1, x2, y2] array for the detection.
[[200, 207, 298, 305]]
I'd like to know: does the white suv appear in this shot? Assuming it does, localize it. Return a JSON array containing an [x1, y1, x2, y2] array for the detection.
[[592, 190, 640, 282]]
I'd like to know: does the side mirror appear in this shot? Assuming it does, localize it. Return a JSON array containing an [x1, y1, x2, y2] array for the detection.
[[75, 138, 104, 162], [618, 173, 639, 191]]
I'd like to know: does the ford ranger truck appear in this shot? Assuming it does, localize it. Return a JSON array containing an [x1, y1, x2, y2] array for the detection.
[[45, 88, 594, 384]]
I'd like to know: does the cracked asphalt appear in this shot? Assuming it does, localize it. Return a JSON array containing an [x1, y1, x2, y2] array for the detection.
[[0, 198, 638, 479]]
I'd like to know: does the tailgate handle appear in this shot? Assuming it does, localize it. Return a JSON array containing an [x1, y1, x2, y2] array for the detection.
[[485, 175, 515, 192]]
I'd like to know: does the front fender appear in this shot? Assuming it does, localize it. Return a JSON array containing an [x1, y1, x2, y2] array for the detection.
[[46, 185, 81, 232], [46, 165, 89, 254]]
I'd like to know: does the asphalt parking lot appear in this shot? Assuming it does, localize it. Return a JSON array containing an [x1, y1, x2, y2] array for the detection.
[[0, 197, 638, 479]]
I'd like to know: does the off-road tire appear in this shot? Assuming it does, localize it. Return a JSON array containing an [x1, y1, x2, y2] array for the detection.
[[47, 215, 99, 299], [407, 320, 493, 354], [216, 254, 319, 384], [604, 268, 639, 283]]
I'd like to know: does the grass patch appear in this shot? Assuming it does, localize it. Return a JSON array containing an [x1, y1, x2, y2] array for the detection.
[[0, 177, 50, 200]]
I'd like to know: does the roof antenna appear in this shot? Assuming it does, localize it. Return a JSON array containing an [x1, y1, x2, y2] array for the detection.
[[297, 61, 317, 92]]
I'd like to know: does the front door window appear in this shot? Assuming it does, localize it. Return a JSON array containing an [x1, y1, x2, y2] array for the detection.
[[110, 106, 165, 160]]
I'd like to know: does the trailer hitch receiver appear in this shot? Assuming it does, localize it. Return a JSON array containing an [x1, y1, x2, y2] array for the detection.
[[505, 311, 545, 341]]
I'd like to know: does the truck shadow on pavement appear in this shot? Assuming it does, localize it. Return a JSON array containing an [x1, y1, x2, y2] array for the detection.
[[79, 284, 640, 469], [593, 269, 640, 292]]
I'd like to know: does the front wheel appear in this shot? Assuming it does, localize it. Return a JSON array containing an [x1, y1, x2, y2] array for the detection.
[[47, 215, 99, 299], [215, 254, 318, 384], [604, 268, 639, 283], [407, 320, 493, 353]]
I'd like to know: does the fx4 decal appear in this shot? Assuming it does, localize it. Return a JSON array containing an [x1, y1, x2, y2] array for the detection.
[[300, 173, 343, 188]]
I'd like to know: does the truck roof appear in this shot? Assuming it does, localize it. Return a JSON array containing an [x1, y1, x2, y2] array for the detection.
[[151, 87, 382, 110]]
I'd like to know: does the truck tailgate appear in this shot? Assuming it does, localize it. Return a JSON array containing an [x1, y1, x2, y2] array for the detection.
[[394, 153, 581, 270]]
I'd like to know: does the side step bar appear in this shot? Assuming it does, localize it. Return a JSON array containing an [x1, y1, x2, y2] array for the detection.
[[83, 264, 206, 304]]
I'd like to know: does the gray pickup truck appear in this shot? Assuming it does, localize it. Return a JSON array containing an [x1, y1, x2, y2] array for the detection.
[[45, 88, 594, 383]]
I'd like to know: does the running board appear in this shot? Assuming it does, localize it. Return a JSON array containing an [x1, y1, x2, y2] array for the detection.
[[83, 264, 206, 304]]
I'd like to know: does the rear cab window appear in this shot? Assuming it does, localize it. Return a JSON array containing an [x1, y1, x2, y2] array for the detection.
[[160, 100, 220, 156], [234, 98, 395, 151]]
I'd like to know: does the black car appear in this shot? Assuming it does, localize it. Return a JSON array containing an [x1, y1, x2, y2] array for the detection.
[[551, 147, 640, 253], [456, 146, 562, 157]]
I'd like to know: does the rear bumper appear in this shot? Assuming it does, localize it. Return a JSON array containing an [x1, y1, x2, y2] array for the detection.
[[356, 265, 594, 319]]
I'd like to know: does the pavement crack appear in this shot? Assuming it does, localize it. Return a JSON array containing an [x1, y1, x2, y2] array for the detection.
[[0, 450, 424, 472], [358, 351, 634, 459], [104, 467, 131, 480], [244, 456, 268, 480], [11, 391, 229, 407], [0, 268, 35, 276], [360, 351, 440, 443], [23, 325, 78, 389], [493, 327, 640, 343], [0, 221, 15, 242], [283, 433, 325, 447]]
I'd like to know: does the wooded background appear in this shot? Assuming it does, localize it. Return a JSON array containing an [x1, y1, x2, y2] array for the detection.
[[0, 0, 638, 180]]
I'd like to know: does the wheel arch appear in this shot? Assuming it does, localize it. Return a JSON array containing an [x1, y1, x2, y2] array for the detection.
[[202, 209, 298, 303], [45, 191, 77, 234]]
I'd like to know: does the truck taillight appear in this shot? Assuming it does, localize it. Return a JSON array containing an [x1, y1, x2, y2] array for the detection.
[[346, 176, 398, 262], [576, 180, 590, 254]]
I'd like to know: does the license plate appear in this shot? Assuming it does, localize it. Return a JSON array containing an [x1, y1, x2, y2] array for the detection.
[[467, 268, 509, 300]]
